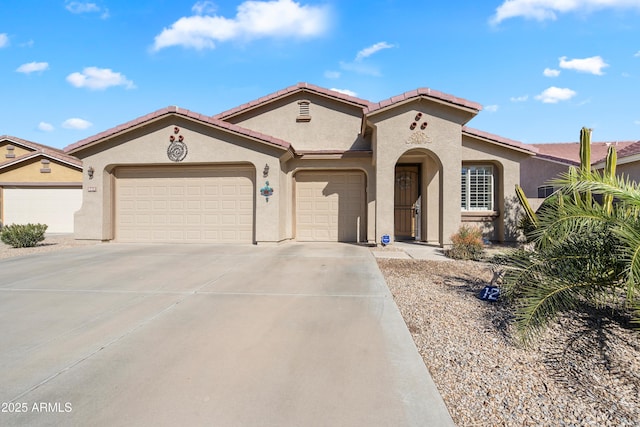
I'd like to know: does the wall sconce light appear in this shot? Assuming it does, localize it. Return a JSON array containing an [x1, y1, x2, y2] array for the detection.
[[263, 163, 270, 178], [87, 166, 94, 179]]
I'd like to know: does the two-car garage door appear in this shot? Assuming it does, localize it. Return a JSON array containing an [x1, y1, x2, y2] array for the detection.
[[115, 166, 254, 243]]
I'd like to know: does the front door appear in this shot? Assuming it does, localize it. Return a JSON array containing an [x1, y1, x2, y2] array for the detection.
[[394, 165, 420, 240]]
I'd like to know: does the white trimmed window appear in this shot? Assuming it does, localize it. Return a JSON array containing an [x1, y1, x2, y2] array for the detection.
[[461, 165, 494, 211]]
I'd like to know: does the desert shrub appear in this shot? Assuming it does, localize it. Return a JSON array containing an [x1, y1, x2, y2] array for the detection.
[[0, 223, 48, 248], [446, 225, 484, 260]]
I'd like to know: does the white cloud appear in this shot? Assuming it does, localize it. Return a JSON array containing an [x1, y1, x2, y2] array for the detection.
[[38, 122, 55, 132], [510, 95, 529, 102], [535, 86, 577, 103], [355, 42, 395, 61], [324, 70, 340, 79], [153, 0, 330, 51], [559, 56, 609, 75], [634, 51, 640, 57], [0, 33, 9, 48], [67, 67, 135, 90], [62, 118, 93, 130], [192, 1, 217, 15], [339, 61, 381, 77], [635, 120, 640, 125], [330, 88, 357, 97], [491, 0, 640, 24], [485, 104, 499, 112], [543, 67, 560, 77], [65, 2, 109, 18], [16, 62, 49, 74]]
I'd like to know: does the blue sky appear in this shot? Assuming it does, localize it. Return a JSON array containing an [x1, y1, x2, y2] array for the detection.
[[1, 0, 640, 150]]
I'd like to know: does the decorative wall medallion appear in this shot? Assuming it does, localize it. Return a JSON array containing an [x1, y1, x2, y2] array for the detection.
[[406, 131, 431, 145], [167, 126, 188, 162], [260, 181, 274, 202]]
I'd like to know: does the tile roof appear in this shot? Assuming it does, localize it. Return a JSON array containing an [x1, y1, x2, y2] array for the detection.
[[614, 141, 640, 159], [212, 82, 375, 120], [366, 88, 483, 115], [64, 106, 292, 154], [0, 135, 82, 168], [531, 141, 638, 165], [462, 127, 537, 154]]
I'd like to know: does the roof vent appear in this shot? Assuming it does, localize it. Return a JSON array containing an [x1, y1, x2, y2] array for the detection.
[[296, 100, 311, 122]]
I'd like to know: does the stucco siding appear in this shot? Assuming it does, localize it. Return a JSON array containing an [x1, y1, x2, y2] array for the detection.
[[72, 117, 286, 242], [227, 93, 369, 151], [462, 136, 531, 242], [372, 101, 464, 246], [519, 157, 569, 198], [617, 161, 640, 184], [0, 158, 81, 183]]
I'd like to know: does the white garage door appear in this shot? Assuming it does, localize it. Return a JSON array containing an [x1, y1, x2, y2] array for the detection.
[[2, 187, 82, 233], [295, 171, 365, 242], [115, 166, 254, 243]]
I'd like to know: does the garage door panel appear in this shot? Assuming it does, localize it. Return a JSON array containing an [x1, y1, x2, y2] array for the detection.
[[116, 166, 254, 243], [2, 188, 82, 233], [295, 171, 365, 242]]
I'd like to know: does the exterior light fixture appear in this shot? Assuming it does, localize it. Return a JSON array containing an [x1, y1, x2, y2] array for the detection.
[[87, 166, 94, 179], [263, 163, 270, 178]]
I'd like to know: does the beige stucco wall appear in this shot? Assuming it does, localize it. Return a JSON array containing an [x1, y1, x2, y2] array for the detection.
[[0, 157, 82, 183], [71, 116, 289, 242], [370, 99, 473, 246], [227, 93, 369, 152], [616, 161, 640, 184], [462, 136, 531, 242], [0, 142, 32, 159], [519, 156, 569, 198]]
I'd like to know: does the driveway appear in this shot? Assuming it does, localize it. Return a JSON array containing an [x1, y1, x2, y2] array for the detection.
[[0, 243, 453, 426]]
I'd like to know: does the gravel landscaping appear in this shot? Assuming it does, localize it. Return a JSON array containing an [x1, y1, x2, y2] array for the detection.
[[377, 258, 640, 426], [0, 234, 99, 260]]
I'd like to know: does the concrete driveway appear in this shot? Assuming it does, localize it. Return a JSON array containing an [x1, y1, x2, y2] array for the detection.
[[0, 243, 453, 426]]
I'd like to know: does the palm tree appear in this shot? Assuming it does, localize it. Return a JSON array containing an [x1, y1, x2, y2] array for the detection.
[[503, 130, 640, 343]]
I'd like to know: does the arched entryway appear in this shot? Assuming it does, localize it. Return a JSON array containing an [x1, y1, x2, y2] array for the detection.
[[394, 148, 443, 244]]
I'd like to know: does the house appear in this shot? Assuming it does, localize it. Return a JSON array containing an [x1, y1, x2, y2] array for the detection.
[[519, 140, 640, 208], [64, 82, 539, 246], [0, 135, 83, 233]]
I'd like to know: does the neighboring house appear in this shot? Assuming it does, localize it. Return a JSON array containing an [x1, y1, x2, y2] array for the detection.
[[0, 135, 83, 233], [65, 82, 539, 246], [520, 140, 640, 208]]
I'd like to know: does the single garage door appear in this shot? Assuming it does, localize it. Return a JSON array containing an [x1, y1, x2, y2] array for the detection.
[[2, 187, 82, 233], [295, 170, 365, 242], [115, 166, 254, 243]]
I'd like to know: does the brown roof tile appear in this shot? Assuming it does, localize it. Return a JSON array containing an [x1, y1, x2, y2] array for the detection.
[[213, 82, 375, 120], [462, 127, 537, 154], [531, 141, 638, 165], [366, 88, 482, 115], [0, 135, 82, 168], [64, 106, 292, 154]]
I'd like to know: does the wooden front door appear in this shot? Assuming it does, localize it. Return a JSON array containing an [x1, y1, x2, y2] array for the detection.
[[394, 165, 420, 240]]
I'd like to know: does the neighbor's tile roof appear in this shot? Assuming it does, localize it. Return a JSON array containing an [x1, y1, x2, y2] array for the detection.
[[64, 106, 292, 154], [531, 141, 638, 165], [213, 82, 375, 120], [0, 135, 82, 168], [462, 127, 537, 154], [615, 140, 640, 159]]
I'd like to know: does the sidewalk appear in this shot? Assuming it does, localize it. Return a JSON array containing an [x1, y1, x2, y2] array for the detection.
[[371, 241, 454, 261]]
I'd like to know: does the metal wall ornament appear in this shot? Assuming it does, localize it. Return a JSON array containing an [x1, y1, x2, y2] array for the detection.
[[167, 126, 188, 162], [260, 181, 274, 202]]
